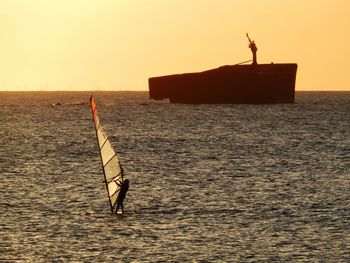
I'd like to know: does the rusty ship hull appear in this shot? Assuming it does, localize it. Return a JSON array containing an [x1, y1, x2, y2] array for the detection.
[[149, 63, 298, 104]]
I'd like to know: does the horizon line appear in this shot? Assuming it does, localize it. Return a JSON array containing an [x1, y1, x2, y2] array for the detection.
[[0, 89, 349, 92]]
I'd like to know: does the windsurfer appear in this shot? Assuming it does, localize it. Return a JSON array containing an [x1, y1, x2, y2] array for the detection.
[[246, 33, 258, 65], [115, 179, 129, 214]]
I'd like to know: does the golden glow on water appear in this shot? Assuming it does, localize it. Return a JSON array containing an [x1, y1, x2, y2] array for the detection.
[[1, 92, 349, 261], [0, 0, 349, 91]]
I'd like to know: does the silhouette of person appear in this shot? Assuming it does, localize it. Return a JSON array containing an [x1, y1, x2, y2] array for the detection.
[[115, 179, 129, 214], [246, 33, 258, 65]]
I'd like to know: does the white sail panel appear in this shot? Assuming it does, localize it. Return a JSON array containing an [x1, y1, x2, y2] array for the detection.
[[104, 156, 121, 182], [97, 126, 107, 147], [110, 192, 118, 209], [108, 179, 120, 208], [108, 181, 118, 197], [90, 96, 123, 213], [100, 139, 116, 166]]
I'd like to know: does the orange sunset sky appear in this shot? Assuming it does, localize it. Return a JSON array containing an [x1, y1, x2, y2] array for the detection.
[[0, 0, 349, 91]]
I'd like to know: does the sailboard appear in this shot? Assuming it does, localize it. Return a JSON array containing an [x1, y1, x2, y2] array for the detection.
[[90, 95, 124, 213]]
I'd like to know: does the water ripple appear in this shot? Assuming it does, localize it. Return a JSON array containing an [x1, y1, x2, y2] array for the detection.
[[0, 91, 349, 262]]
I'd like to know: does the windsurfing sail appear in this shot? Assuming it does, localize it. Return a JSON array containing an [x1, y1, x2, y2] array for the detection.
[[90, 95, 123, 213]]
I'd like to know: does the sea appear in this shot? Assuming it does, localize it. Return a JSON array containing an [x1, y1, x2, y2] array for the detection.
[[0, 91, 349, 262]]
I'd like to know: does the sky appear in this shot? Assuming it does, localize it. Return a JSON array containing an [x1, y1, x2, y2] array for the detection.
[[0, 0, 349, 91]]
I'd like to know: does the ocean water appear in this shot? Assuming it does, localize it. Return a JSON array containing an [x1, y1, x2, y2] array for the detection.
[[0, 91, 349, 262]]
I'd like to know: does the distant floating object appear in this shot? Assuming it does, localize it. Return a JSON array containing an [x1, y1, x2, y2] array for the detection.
[[51, 102, 88, 107], [148, 35, 297, 104], [72, 102, 87, 106]]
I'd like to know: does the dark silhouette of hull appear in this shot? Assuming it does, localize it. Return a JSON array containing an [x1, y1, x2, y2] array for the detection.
[[149, 63, 297, 104]]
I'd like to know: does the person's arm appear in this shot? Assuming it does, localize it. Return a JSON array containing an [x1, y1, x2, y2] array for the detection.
[[246, 33, 252, 44]]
